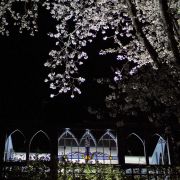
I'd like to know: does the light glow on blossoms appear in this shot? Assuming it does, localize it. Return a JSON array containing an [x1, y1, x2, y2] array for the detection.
[[0, 0, 179, 98]]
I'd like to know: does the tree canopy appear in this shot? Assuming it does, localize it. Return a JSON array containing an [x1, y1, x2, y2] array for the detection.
[[0, 0, 180, 125], [1, 0, 179, 93]]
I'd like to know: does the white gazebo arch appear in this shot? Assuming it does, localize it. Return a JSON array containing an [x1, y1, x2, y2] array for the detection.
[[4, 129, 26, 161], [150, 133, 171, 165], [125, 133, 147, 164], [58, 128, 79, 162], [97, 129, 118, 164], [29, 130, 51, 161]]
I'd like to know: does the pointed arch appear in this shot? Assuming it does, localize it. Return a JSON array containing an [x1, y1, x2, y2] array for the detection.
[[8, 129, 26, 140], [125, 133, 146, 164], [58, 128, 79, 146], [80, 129, 96, 146], [29, 130, 51, 160], [58, 128, 79, 162], [98, 129, 117, 145], [78, 129, 97, 163], [150, 133, 170, 165], [97, 129, 118, 164], [4, 129, 26, 161], [127, 133, 144, 146], [29, 130, 50, 147], [152, 133, 165, 141]]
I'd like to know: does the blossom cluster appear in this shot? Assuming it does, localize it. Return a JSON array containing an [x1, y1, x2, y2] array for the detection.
[[0, 0, 40, 36]]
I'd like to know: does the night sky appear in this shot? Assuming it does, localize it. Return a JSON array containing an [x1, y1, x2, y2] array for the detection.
[[0, 10, 115, 128]]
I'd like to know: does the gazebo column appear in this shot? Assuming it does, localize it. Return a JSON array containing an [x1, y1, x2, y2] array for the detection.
[[50, 129, 59, 180]]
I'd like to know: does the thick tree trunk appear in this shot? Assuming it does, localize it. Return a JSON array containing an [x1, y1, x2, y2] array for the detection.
[[159, 0, 180, 64], [117, 128, 125, 166], [126, 0, 160, 67]]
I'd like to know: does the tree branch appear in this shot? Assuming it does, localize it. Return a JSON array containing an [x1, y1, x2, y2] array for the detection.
[[126, 0, 160, 67], [159, 0, 180, 63], [172, 18, 180, 40]]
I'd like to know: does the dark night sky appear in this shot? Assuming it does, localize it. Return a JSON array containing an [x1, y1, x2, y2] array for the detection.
[[0, 11, 115, 128]]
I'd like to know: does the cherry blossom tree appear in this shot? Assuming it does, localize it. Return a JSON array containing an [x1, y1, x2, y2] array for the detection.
[[88, 0, 180, 124], [1, 0, 179, 98]]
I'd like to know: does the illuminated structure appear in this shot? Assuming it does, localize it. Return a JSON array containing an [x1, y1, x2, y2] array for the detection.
[[4, 128, 171, 165]]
